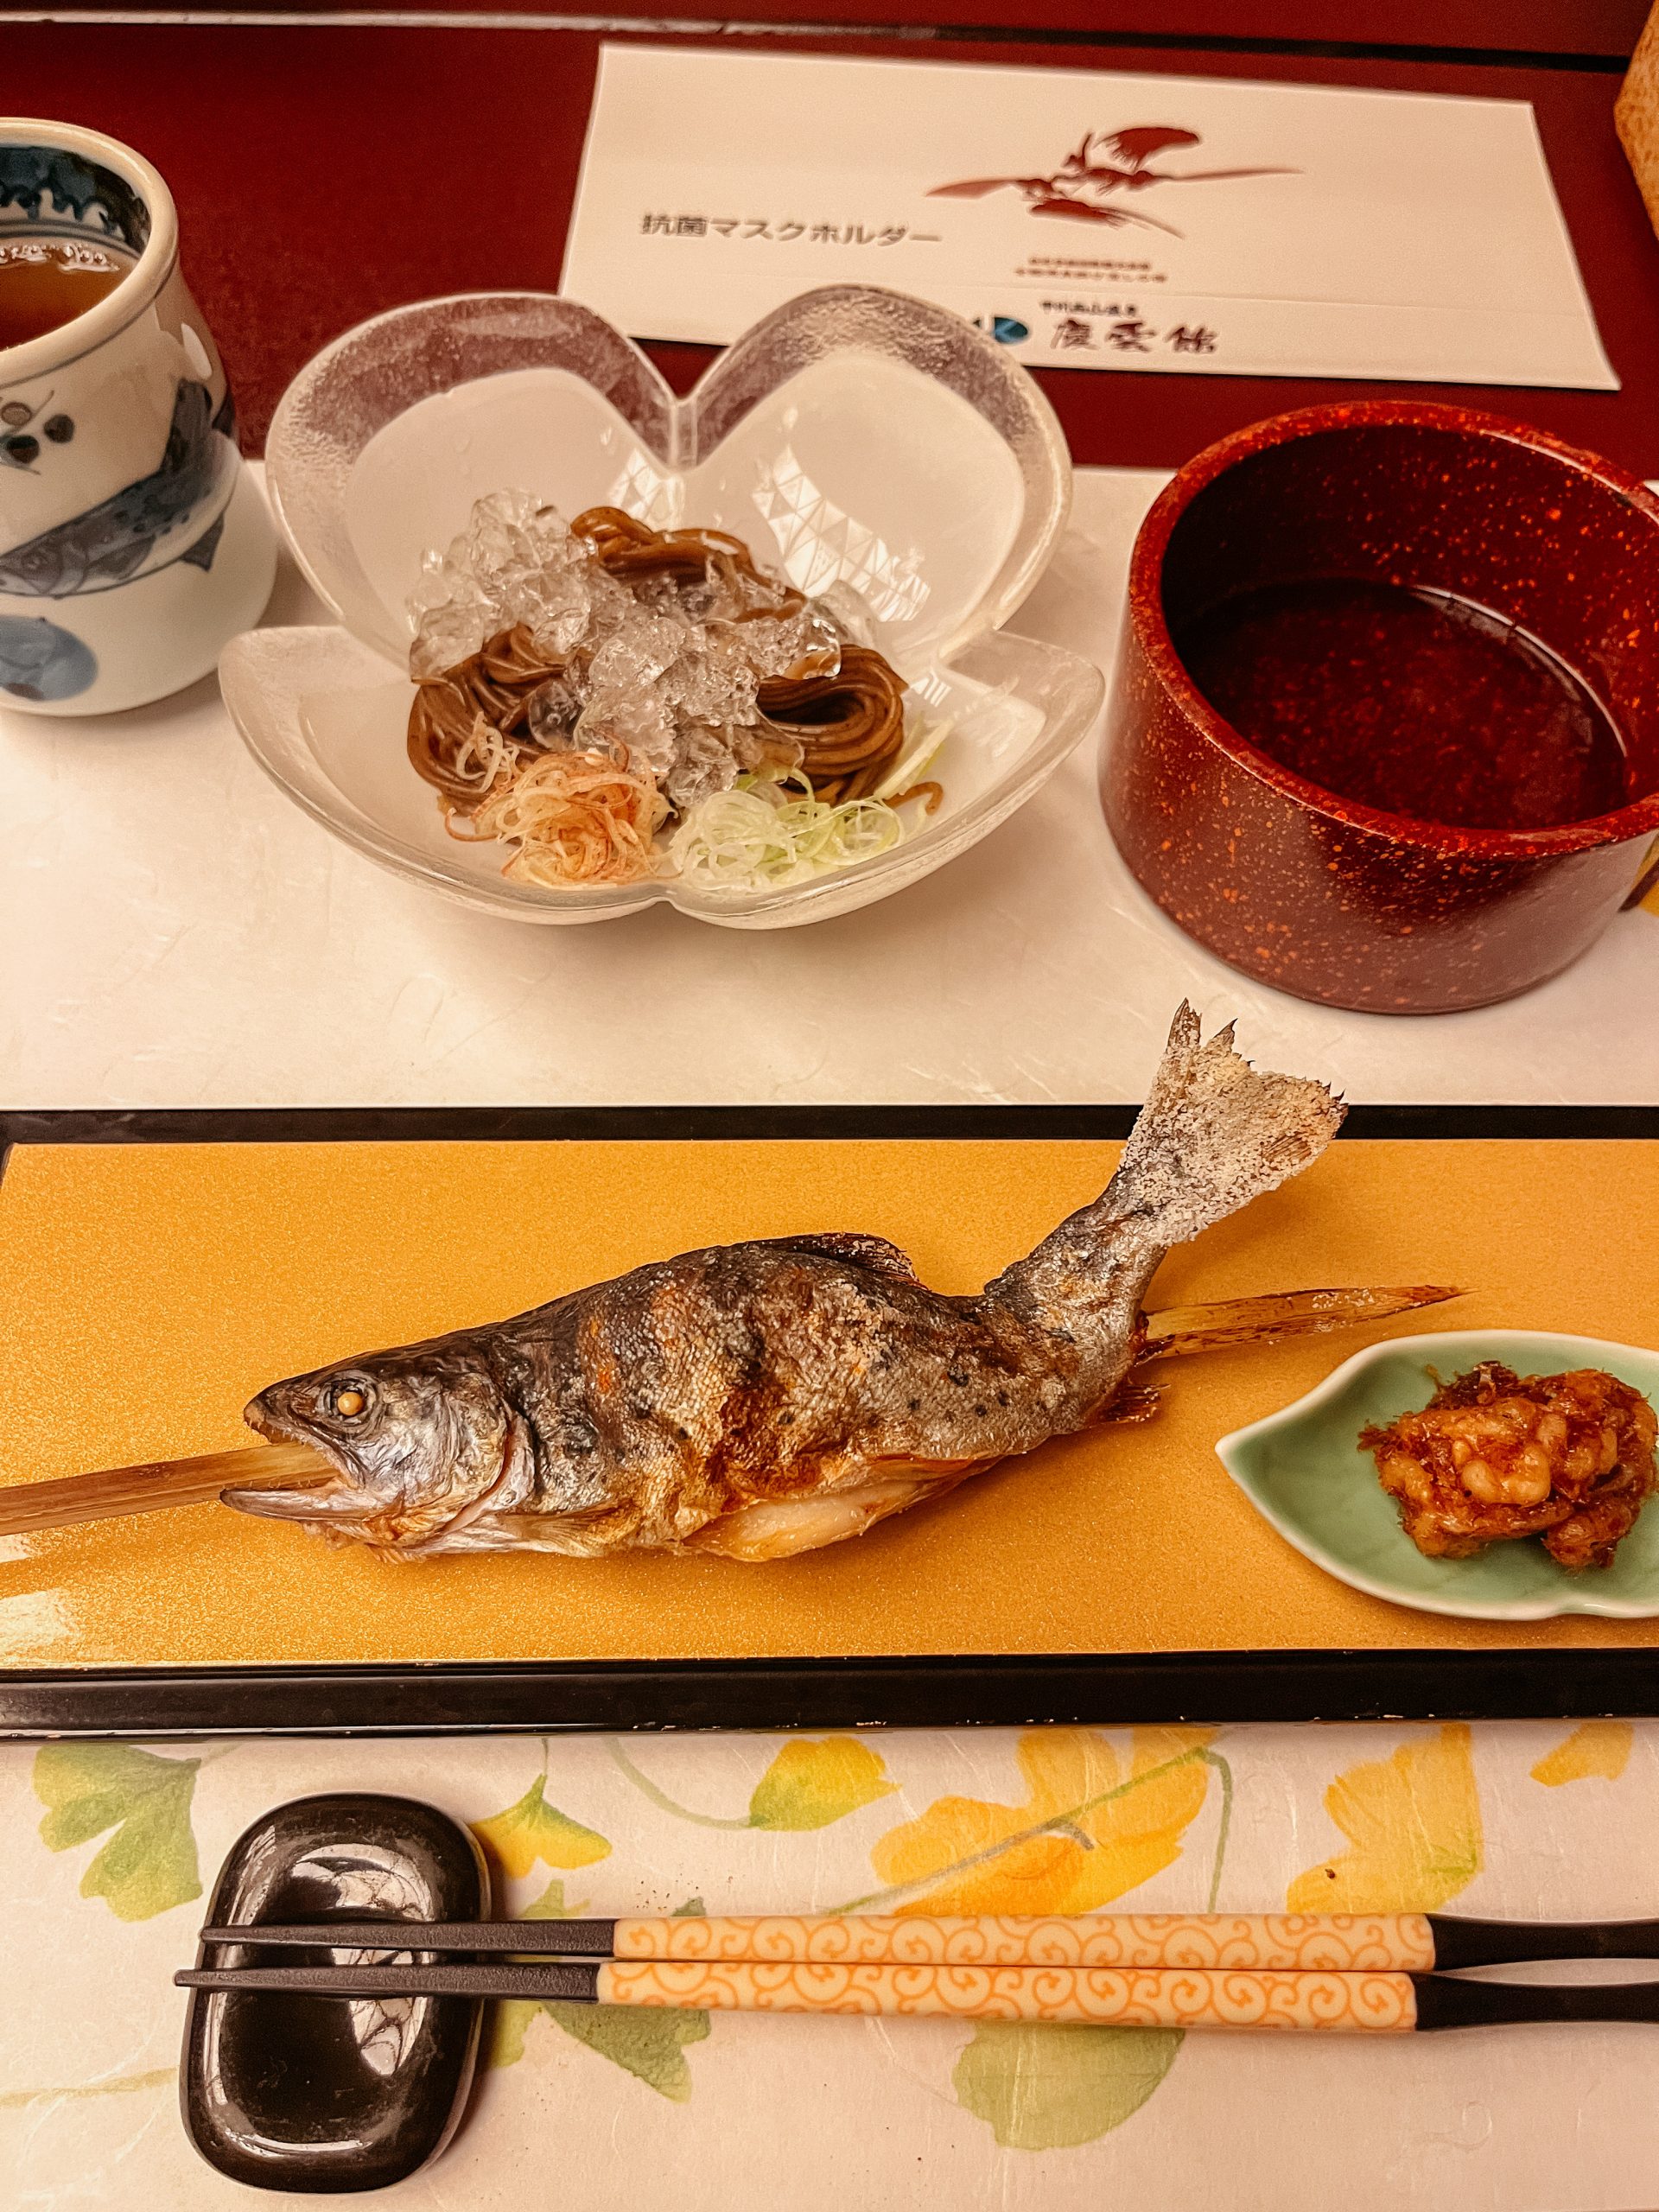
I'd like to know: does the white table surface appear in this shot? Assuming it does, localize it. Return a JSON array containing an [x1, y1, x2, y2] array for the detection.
[[6, 471, 1659, 2212], [6, 466, 1657, 1113]]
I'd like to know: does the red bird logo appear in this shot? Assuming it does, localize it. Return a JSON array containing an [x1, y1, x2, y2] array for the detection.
[[930, 124, 1296, 233]]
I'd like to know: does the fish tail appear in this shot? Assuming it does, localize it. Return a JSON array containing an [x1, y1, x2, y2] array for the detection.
[[989, 1006, 1344, 1320], [1100, 1002, 1345, 1249]]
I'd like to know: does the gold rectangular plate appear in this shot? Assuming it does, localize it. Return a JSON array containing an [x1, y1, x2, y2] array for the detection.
[[2, 1136, 1656, 1670]]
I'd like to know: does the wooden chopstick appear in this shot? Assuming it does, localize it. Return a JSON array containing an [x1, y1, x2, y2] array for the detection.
[[174, 1957, 1659, 2033], [203, 1910, 1436, 1970], [193, 1909, 1659, 1973], [198, 1919, 622, 1955], [181, 1957, 1418, 2029]]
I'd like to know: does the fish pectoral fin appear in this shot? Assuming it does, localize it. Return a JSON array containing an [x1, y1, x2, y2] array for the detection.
[[690, 1459, 996, 1562], [688, 1482, 932, 1561], [765, 1231, 923, 1285], [1087, 1383, 1163, 1427]]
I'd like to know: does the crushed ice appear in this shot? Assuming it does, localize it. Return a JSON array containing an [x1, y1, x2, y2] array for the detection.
[[408, 490, 861, 815]]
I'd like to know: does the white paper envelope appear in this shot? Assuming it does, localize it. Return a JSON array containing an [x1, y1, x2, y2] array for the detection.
[[562, 48, 1617, 391]]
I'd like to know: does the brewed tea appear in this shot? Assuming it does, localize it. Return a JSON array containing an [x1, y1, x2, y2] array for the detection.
[[0, 238, 130, 350]]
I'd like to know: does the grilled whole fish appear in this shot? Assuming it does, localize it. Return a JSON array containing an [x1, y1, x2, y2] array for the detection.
[[231, 1007, 1344, 1560]]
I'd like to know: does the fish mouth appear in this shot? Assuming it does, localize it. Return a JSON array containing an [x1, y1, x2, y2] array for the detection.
[[232, 1387, 521, 1548], [219, 1479, 383, 1524], [230, 1391, 378, 1523]]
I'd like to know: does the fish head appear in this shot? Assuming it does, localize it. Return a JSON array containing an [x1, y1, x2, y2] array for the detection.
[[232, 1339, 518, 1549]]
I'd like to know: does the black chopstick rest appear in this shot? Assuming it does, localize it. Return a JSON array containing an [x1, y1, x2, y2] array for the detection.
[[180, 1791, 488, 2194]]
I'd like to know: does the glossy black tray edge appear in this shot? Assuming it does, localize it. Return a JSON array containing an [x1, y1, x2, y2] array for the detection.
[[3, 1100, 1656, 1738], [3, 1649, 1659, 1739], [3, 1103, 1658, 1145]]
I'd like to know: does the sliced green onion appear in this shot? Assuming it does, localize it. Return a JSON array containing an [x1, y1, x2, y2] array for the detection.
[[670, 777, 906, 894]]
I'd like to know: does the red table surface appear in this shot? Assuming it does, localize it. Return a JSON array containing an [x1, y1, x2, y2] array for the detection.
[[9, 24, 1659, 477]]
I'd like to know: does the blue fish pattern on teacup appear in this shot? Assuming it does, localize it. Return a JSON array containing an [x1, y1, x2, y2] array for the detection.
[[0, 611, 96, 700], [0, 377, 237, 596]]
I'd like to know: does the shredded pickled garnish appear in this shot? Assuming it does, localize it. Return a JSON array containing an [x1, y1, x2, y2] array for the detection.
[[670, 774, 905, 894], [465, 747, 670, 887], [448, 713, 518, 796]]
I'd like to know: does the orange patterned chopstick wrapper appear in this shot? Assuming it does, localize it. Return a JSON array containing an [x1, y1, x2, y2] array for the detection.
[[610, 1912, 1437, 1973], [597, 1960, 1419, 2032]]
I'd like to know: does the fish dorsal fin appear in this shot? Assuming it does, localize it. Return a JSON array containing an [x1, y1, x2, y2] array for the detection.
[[768, 1231, 922, 1284]]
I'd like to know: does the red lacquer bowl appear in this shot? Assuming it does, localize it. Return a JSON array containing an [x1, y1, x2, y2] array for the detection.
[[1099, 401, 1659, 1014]]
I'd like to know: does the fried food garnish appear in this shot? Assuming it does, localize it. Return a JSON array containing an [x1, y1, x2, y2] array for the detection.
[[1362, 1363, 1658, 1570]]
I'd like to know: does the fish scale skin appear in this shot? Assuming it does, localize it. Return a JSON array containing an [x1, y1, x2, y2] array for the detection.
[[243, 1240, 1152, 1556], [237, 1008, 1344, 1558]]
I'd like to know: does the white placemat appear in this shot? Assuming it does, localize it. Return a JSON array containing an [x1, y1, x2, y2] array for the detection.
[[3, 465, 1656, 1110], [3, 1719, 1657, 2212]]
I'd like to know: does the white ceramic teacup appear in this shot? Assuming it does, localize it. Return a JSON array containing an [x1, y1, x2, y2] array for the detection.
[[0, 118, 276, 712]]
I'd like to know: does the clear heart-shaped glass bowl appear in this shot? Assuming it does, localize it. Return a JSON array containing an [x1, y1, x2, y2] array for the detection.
[[1217, 1330, 1659, 1620], [226, 285, 1101, 927]]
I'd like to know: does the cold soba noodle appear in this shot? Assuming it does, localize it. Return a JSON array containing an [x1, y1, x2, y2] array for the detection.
[[406, 499, 937, 893]]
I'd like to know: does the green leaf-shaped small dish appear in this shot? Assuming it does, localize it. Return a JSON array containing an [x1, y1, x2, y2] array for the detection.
[[1215, 1331, 1659, 1621]]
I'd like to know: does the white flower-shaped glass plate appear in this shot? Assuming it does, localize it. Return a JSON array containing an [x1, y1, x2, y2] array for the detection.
[[1217, 1330, 1659, 1621], [224, 284, 1102, 927]]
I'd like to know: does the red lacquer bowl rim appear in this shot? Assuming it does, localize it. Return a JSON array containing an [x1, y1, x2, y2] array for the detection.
[[1128, 398, 1659, 862]]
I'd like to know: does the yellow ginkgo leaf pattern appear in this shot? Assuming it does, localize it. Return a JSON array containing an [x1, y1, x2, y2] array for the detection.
[[1287, 1723, 1482, 1914], [492, 1885, 712, 2097], [1530, 1720, 1634, 1786], [608, 1737, 895, 1831], [492, 1879, 578, 2069], [33, 1745, 202, 1923], [953, 2021, 1185, 2150], [868, 1727, 1217, 1916], [472, 1774, 612, 1878], [748, 1738, 896, 1831]]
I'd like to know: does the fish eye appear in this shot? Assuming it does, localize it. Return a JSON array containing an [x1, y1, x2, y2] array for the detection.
[[327, 1382, 370, 1419]]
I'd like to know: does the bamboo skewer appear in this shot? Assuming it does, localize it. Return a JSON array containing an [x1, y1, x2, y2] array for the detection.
[[1137, 1283, 1458, 1361], [0, 1440, 327, 1537], [0, 1284, 1459, 1540]]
